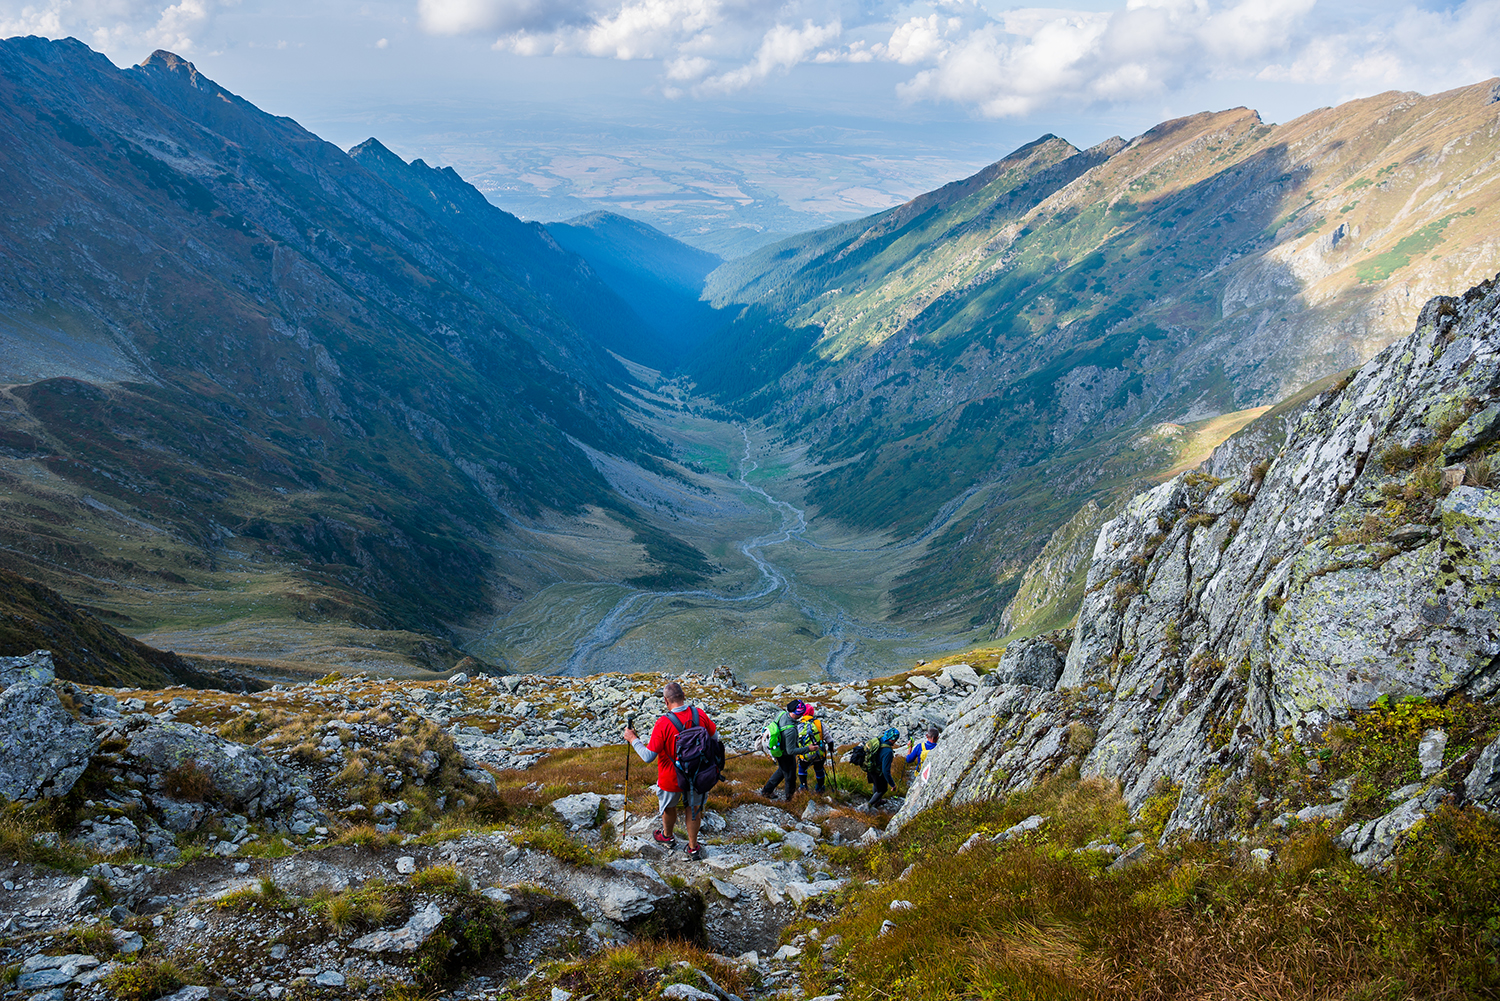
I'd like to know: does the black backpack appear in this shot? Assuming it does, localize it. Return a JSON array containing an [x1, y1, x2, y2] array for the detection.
[[667, 707, 725, 797]]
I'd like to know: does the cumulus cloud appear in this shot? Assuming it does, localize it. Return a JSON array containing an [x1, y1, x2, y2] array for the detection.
[[1257, 0, 1500, 94], [417, 0, 1500, 108], [892, 0, 1323, 117], [0, 0, 230, 54]]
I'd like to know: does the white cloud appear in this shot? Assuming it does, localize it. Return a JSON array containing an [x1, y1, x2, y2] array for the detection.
[[411, 0, 1500, 110], [0, 0, 233, 55], [698, 18, 838, 90], [1258, 0, 1500, 95]]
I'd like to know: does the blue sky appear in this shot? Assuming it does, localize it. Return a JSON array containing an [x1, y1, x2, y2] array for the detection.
[[6, 0, 1497, 248]]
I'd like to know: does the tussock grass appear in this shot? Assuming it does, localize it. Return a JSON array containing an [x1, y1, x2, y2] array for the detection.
[[333, 824, 402, 849], [503, 940, 751, 1001], [815, 776, 1500, 1001], [409, 864, 470, 893], [0, 804, 90, 871]]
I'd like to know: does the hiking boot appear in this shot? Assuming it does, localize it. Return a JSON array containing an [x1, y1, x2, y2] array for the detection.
[[865, 794, 884, 809], [814, 785, 825, 793], [798, 782, 809, 791], [686, 844, 705, 861], [652, 830, 678, 848]]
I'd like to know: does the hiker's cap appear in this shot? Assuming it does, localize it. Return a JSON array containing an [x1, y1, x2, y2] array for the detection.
[[787, 699, 807, 716], [881, 726, 900, 744]]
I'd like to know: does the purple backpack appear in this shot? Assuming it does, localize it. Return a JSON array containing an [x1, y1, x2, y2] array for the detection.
[[666, 707, 726, 796]]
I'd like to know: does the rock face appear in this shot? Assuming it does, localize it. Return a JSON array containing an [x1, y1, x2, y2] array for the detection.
[[898, 277, 1500, 855], [0, 681, 98, 800]]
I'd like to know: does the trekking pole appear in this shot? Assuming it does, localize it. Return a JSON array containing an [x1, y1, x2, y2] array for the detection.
[[622, 713, 635, 839]]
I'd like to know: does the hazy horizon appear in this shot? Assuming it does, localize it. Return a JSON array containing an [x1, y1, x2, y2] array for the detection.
[[5, 0, 1497, 249]]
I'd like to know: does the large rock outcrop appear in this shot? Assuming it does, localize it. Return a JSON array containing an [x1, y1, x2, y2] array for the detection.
[[124, 722, 302, 817], [896, 275, 1500, 848], [0, 680, 99, 800]]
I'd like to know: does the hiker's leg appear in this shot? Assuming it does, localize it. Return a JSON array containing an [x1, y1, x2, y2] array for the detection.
[[797, 761, 809, 789], [761, 768, 782, 797], [812, 761, 826, 791], [661, 804, 678, 839], [780, 756, 797, 800], [684, 802, 700, 848]]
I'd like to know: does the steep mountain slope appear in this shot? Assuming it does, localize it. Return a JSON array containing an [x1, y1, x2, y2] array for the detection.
[[696, 83, 1500, 632], [546, 212, 723, 369], [0, 567, 256, 689], [898, 273, 1500, 851], [0, 37, 709, 648]]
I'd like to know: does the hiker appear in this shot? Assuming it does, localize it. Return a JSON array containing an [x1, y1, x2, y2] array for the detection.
[[905, 726, 941, 769], [865, 726, 900, 809], [796, 703, 829, 793], [622, 681, 719, 860], [760, 699, 806, 802]]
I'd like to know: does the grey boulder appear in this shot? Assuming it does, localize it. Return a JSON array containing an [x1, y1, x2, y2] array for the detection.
[[994, 639, 1064, 690], [0, 649, 55, 687], [550, 792, 603, 829], [0, 681, 99, 801], [126, 722, 296, 815]]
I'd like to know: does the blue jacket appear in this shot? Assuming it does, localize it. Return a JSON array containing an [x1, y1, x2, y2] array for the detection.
[[905, 739, 938, 766]]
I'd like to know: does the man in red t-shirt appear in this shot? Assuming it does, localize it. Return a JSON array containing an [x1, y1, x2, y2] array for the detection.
[[622, 680, 717, 860]]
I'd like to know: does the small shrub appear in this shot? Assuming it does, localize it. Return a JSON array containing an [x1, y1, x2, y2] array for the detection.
[[101, 959, 183, 1001], [517, 824, 612, 867], [1138, 779, 1181, 841], [62, 923, 118, 957]]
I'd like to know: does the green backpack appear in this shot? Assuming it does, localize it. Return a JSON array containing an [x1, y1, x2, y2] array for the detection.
[[765, 712, 795, 757], [861, 736, 883, 781]]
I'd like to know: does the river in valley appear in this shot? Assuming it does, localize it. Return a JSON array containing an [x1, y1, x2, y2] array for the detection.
[[468, 400, 979, 685]]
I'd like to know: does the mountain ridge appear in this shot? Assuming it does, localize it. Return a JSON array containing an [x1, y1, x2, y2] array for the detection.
[[694, 79, 1500, 634], [0, 36, 712, 654]]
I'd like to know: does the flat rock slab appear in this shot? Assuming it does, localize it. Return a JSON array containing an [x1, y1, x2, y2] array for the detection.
[[350, 901, 446, 953]]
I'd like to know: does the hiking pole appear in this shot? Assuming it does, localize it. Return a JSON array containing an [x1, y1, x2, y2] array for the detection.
[[622, 712, 636, 839]]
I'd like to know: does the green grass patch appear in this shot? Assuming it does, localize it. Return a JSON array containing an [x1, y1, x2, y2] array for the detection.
[[813, 776, 1500, 1001], [1356, 210, 1473, 283]]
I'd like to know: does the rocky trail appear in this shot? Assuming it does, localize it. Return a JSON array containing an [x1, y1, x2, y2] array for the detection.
[[0, 646, 994, 1001]]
